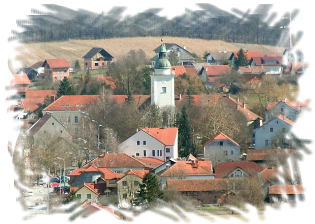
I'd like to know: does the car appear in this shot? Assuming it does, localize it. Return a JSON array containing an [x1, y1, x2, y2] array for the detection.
[[50, 177, 60, 183], [49, 182, 59, 188], [54, 186, 70, 194], [27, 190, 34, 197]]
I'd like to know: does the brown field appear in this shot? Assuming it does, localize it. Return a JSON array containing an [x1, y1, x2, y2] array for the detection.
[[13, 36, 284, 71]]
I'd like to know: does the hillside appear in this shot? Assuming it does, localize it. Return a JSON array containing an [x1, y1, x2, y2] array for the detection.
[[14, 36, 285, 70]]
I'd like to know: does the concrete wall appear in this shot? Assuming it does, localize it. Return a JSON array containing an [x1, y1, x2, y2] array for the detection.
[[265, 102, 299, 122], [151, 71, 175, 108], [204, 139, 240, 163]]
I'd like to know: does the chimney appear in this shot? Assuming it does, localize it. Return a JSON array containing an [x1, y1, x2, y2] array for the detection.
[[183, 45, 186, 50], [50, 95, 55, 102], [192, 160, 198, 168], [242, 102, 246, 109]]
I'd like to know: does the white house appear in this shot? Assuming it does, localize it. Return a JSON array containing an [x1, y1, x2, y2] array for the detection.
[[118, 127, 178, 162], [203, 132, 240, 163], [151, 43, 175, 109], [254, 115, 294, 149], [250, 56, 283, 75], [265, 99, 308, 122]]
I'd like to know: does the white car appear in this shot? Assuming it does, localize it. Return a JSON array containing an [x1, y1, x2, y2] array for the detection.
[[27, 190, 34, 197]]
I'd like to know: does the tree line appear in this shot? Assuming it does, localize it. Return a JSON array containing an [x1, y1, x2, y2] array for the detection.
[[9, 4, 296, 47]]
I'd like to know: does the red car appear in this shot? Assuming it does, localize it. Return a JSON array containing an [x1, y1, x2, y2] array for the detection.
[[49, 182, 59, 188]]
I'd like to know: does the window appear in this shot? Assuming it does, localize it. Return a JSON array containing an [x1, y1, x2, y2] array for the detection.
[[265, 140, 269, 147], [137, 141, 140, 146], [87, 194, 91, 199], [152, 150, 155, 157], [143, 141, 146, 145], [166, 148, 170, 153], [161, 87, 166, 93], [77, 194, 81, 199], [123, 193, 127, 199], [270, 128, 274, 132], [166, 156, 170, 161], [85, 62, 88, 66], [134, 181, 139, 187], [281, 107, 284, 112], [224, 151, 228, 156], [235, 170, 242, 177], [74, 116, 79, 123], [122, 181, 127, 187], [95, 63, 99, 66], [220, 141, 223, 146], [231, 151, 234, 155], [52, 122, 54, 125], [105, 192, 110, 197], [159, 150, 163, 157], [143, 150, 146, 157], [135, 153, 140, 157], [83, 213, 91, 219]]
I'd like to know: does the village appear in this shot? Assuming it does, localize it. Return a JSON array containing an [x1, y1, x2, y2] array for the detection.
[[6, 39, 309, 220]]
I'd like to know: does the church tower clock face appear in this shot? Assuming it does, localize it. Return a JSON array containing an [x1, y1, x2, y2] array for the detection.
[[151, 42, 175, 109]]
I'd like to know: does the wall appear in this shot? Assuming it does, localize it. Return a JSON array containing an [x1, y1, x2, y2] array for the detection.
[[151, 71, 175, 108], [204, 139, 240, 163]]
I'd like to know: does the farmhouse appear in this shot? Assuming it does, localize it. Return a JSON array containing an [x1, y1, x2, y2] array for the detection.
[[42, 59, 71, 82], [83, 47, 114, 70]]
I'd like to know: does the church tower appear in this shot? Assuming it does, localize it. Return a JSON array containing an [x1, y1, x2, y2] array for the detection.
[[151, 43, 175, 109]]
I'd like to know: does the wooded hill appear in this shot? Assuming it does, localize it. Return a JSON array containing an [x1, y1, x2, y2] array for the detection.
[[14, 36, 285, 69], [0, 0, 315, 46]]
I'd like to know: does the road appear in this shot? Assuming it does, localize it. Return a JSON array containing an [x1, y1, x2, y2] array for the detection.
[[25, 186, 47, 224]]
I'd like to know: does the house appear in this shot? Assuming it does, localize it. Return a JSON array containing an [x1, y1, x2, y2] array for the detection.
[[253, 115, 294, 149], [237, 66, 267, 75], [119, 127, 178, 162], [25, 90, 57, 100], [261, 166, 298, 198], [17, 67, 39, 81], [134, 157, 165, 171], [110, 95, 151, 108], [27, 113, 71, 146], [268, 185, 304, 203], [229, 50, 263, 68], [250, 56, 283, 75], [30, 61, 45, 79], [199, 65, 231, 86], [80, 201, 120, 224], [284, 62, 308, 76], [83, 47, 114, 70], [85, 153, 148, 173], [203, 132, 240, 163], [166, 179, 228, 204], [283, 48, 315, 64], [214, 161, 263, 179], [151, 43, 196, 67], [152, 158, 177, 175], [160, 158, 215, 182], [43, 95, 100, 136], [42, 59, 70, 82], [6, 74, 31, 100], [116, 170, 150, 207], [204, 50, 231, 65], [20, 98, 45, 119], [265, 99, 309, 122]]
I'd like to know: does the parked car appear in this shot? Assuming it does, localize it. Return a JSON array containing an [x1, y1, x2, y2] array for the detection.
[[27, 190, 34, 197], [54, 186, 70, 194], [49, 182, 59, 188], [50, 177, 60, 183]]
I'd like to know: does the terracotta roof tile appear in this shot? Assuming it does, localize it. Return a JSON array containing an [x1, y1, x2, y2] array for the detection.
[[142, 127, 178, 146], [21, 98, 45, 113], [82, 182, 107, 195], [171, 66, 187, 77], [238, 66, 268, 74], [135, 157, 164, 169], [10, 74, 31, 85], [203, 65, 231, 76], [214, 161, 263, 178], [97, 76, 116, 89], [87, 153, 146, 168], [232, 51, 263, 60], [43, 95, 99, 111], [124, 170, 150, 179], [266, 100, 309, 112], [167, 179, 228, 192], [203, 132, 239, 147], [268, 185, 304, 195], [25, 90, 57, 98], [43, 59, 70, 69], [110, 95, 150, 106], [161, 160, 214, 177]]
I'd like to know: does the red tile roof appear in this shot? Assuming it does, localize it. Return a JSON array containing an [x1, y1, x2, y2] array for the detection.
[[214, 161, 263, 178], [43, 59, 70, 69], [10, 74, 31, 85], [203, 65, 231, 76], [245, 149, 269, 161], [81, 182, 107, 195], [276, 114, 294, 126], [251, 56, 282, 66], [110, 95, 150, 106], [25, 90, 57, 98], [171, 66, 187, 77], [123, 170, 150, 179], [238, 66, 268, 74], [203, 132, 239, 147], [97, 76, 116, 89], [87, 153, 146, 168], [184, 66, 198, 77], [126, 213, 153, 224], [266, 100, 309, 112], [167, 179, 228, 192], [142, 127, 178, 146], [268, 185, 304, 195], [80, 201, 120, 219], [175, 94, 222, 107], [43, 95, 100, 111], [261, 167, 293, 181], [21, 98, 45, 112], [232, 50, 263, 60], [161, 160, 214, 177], [135, 157, 165, 169]]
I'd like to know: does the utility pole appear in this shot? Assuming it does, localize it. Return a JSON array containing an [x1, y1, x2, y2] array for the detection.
[[280, 8, 298, 48]]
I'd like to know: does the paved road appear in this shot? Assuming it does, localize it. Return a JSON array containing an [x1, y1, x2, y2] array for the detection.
[[25, 186, 47, 224]]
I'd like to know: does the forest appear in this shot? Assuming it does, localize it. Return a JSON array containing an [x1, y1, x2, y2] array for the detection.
[[0, 0, 315, 46]]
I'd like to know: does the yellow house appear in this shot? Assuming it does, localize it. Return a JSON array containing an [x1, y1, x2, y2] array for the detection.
[[116, 170, 149, 208]]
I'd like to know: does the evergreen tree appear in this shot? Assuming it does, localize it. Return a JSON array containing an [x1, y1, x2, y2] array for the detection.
[[136, 173, 163, 207], [178, 105, 193, 157], [234, 48, 249, 70], [0, 141, 6, 174], [74, 60, 81, 71], [57, 77, 75, 98], [61, 192, 86, 224]]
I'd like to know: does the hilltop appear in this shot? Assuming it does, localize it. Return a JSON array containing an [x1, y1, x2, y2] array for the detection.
[[14, 36, 285, 69]]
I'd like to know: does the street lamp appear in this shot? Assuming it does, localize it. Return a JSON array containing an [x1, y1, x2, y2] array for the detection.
[[42, 168, 50, 223], [56, 157, 65, 194], [280, 12, 292, 50], [91, 119, 104, 149]]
